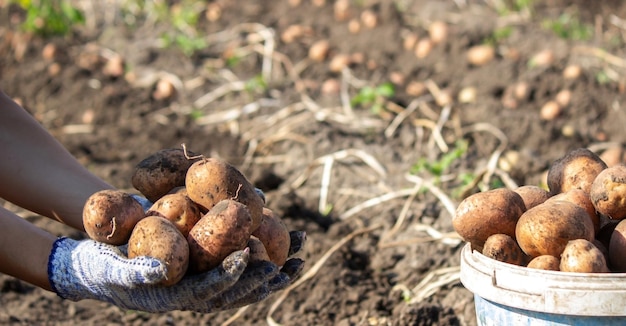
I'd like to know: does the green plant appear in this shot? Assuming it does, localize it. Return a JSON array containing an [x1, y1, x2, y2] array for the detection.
[[485, 26, 513, 45], [14, 0, 84, 37], [351, 82, 395, 114], [245, 75, 268, 94], [411, 140, 468, 178], [542, 13, 592, 41], [494, 0, 534, 16], [156, 1, 208, 56]]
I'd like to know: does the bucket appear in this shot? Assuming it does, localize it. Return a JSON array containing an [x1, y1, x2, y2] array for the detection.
[[460, 243, 626, 325]]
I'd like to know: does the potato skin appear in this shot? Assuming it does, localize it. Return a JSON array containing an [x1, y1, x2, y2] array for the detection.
[[547, 148, 607, 196], [527, 255, 560, 271], [609, 219, 626, 272], [131, 148, 200, 203], [482, 234, 527, 266], [515, 200, 594, 258], [547, 189, 600, 234], [185, 158, 264, 232], [453, 188, 526, 249], [247, 236, 271, 263], [514, 185, 550, 210], [252, 208, 291, 266], [83, 190, 145, 245], [187, 200, 252, 273], [127, 216, 190, 286], [590, 165, 626, 220], [560, 239, 609, 273], [146, 193, 201, 237]]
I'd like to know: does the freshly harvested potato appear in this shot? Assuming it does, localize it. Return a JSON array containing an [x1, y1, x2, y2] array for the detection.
[[83, 189, 145, 245], [185, 158, 264, 231], [515, 200, 594, 258], [453, 188, 526, 250], [546, 189, 600, 234], [546, 148, 607, 196], [187, 199, 252, 273], [590, 165, 626, 220], [560, 239, 609, 273], [481, 234, 527, 266], [527, 255, 560, 271], [247, 236, 271, 263], [252, 208, 291, 266], [609, 219, 626, 272], [168, 186, 188, 196], [127, 216, 189, 286], [131, 148, 200, 202], [596, 220, 619, 252], [513, 185, 551, 210], [146, 193, 202, 237]]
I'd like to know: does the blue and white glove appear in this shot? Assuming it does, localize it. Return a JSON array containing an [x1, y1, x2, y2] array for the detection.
[[47, 193, 305, 313], [47, 232, 305, 313]]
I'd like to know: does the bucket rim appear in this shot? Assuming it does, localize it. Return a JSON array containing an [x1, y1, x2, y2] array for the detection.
[[460, 243, 626, 316]]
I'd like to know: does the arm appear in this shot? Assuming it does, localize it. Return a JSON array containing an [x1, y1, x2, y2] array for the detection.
[[0, 205, 55, 290], [0, 89, 113, 231]]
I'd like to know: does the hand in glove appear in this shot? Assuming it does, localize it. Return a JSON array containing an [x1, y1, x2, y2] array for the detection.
[[47, 228, 306, 313]]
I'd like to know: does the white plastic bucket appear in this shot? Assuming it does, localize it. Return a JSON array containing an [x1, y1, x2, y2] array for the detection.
[[460, 243, 626, 325]]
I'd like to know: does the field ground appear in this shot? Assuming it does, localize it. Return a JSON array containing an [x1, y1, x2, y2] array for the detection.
[[1, 0, 626, 325]]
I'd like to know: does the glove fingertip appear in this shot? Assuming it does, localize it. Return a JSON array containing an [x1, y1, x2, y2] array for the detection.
[[222, 248, 250, 275], [132, 256, 168, 284]]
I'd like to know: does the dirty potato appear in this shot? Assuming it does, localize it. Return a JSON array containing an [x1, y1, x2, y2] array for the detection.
[[187, 199, 252, 273], [546, 189, 600, 234], [515, 200, 594, 258], [453, 188, 526, 250], [546, 148, 607, 196], [185, 158, 264, 232], [609, 219, 626, 272], [83, 189, 145, 245], [560, 239, 609, 273], [252, 207, 291, 266], [482, 233, 527, 266], [146, 192, 202, 237], [590, 164, 626, 220], [514, 185, 551, 210], [526, 255, 560, 271], [127, 216, 190, 286], [131, 148, 201, 202]]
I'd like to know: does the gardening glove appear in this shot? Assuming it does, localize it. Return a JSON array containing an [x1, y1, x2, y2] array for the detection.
[[47, 230, 306, 313]]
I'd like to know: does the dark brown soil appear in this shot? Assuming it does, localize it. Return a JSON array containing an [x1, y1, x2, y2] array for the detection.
[[1, 1, 626, 325]]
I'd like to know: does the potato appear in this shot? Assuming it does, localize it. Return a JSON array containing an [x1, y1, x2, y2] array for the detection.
[[453, 188, 526, 250], [560, 239, 609, 273], [546, 189, 600, 234], [590, 164, 626, 220], [513, 185, 550, 210], [127, 216, 189, 286], [187, 199, 252, 273], [83, 189, 145, 245], [515, 200, 594, 258], [131, 148, 200, 202], [481, 234, 527, 266], [596, 220, 619, 252], [247, 236, 271, 263], [546, 148, 607, 196], [185, 158, 264, 231], [252, 208, 291, 266], [146, 193, 202, 237], [608, 219, 626, 272], [527, 255, 560, 271]]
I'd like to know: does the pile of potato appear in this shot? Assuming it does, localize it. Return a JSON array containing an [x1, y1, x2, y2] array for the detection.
[[82, 148, 291, 286], [453, 148, 626, 273]]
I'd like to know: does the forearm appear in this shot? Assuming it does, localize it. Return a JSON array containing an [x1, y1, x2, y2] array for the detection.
[[0, 90, 113, 231], [0, 205, 56, 291]]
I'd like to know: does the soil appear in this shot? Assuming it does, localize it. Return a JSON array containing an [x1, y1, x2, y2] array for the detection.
[[1, 0, 626, 325]]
